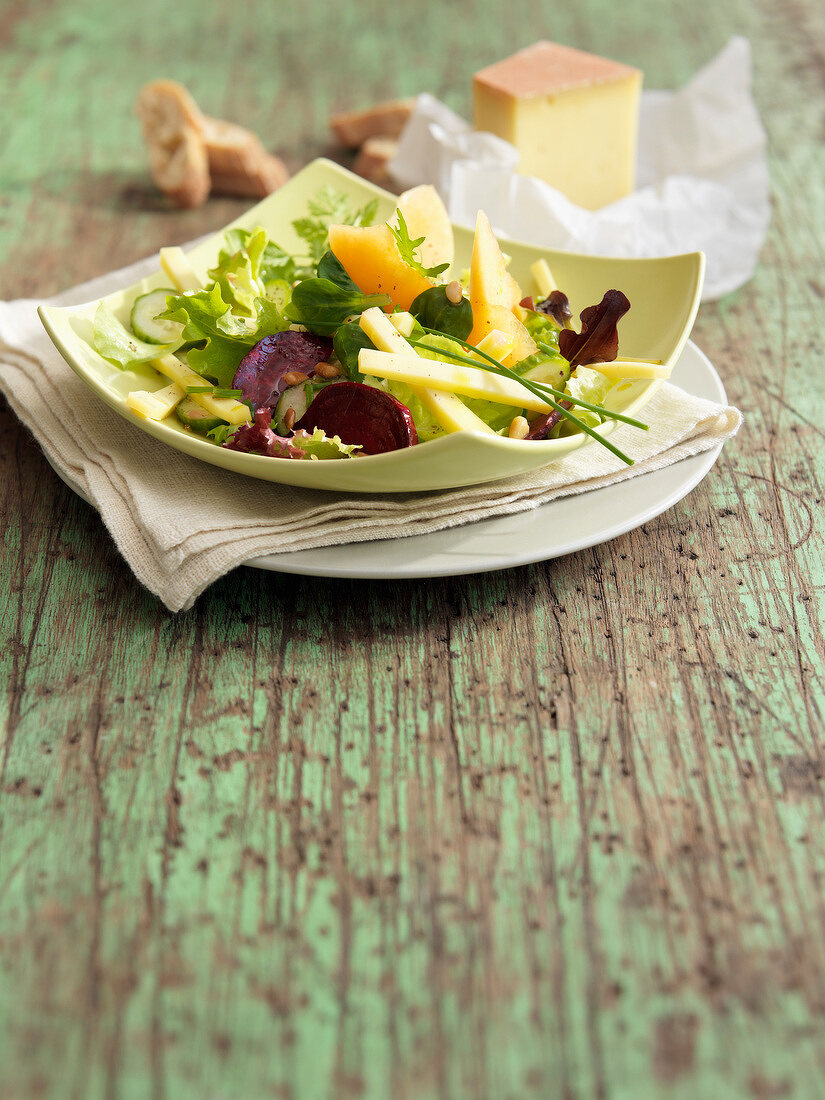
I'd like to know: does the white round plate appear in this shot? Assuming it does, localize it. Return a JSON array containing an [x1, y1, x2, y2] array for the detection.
[[48, 341, 726, 583], [247, 339, 726, 578]]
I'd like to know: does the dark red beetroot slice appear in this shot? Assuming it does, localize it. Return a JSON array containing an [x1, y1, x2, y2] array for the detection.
[[232, 331, 333, 410], [294, 381, 418, 455]]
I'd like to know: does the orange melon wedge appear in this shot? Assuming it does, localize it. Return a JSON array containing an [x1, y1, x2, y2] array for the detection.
[[327, 223, 434, 311]]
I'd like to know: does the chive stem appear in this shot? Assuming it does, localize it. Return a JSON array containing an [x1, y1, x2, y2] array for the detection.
[[413, 329, 646, 464]]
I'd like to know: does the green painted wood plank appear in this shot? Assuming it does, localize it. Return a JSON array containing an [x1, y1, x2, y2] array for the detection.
[[2, 0, 825, 1097]]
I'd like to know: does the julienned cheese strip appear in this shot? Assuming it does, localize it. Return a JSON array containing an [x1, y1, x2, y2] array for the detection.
[[358, 349, 556, 413], [473, 41, 642, 210], [415, 388, 496, 434], [160, 247, 203, 292], [587, 360, 671, 380], [151, 354, 251, 424], [126, 381, 186, 421], [359, 307, 494, 434], [530, 259, 557, 297], [359, 307, 414, 354]]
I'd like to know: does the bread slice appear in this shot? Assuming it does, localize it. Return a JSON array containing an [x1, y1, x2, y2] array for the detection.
[[135, 80, 289, 206], [329, 98, 415, 148], [135, 80, 209, 208]]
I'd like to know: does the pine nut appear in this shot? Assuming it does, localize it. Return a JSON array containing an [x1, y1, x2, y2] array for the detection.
[[284, 407, 296, 431], [315, 361, 341, 379], [445, 280, 463, 304], [508, 415, 530, 439], [282, 370, 309, 387]]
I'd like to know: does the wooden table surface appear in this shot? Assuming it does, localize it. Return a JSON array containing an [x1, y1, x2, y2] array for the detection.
[[2, 1, 824, 1098]]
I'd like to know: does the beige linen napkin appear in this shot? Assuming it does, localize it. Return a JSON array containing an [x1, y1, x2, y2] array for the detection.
[[0, 253, 742, 612]]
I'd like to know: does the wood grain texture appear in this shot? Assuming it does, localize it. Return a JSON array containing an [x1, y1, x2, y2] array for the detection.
[[1, 0, 824, 1098]]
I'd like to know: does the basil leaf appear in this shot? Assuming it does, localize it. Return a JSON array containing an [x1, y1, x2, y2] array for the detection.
[[333, 321, 376, 380], [316, 250, 361, 292], [289, 278, 391, 337]]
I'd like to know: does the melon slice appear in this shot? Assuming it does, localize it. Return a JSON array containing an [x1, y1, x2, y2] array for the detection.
[[468, 210, 522, 309], [393, 184, 454, 272], [327, 223, 433, 310], [468, 301, 537, 368]]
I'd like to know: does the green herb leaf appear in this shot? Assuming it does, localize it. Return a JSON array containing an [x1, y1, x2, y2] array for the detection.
[[206, 423, 239, 446], [291, 187, 379, 267], [390, 210, 449, 279]]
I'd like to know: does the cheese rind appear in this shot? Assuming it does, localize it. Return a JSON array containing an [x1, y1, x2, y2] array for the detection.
[[473, 41, 642, 210]]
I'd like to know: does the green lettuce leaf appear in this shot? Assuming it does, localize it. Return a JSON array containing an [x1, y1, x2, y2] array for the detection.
[[207, 227, 268, 317], [92, 303, 181, 367], [522, 309, 562, 347], [292, 426, 363, 459], [564, 366, 612, 428], [214, 227, 298, 287], [158, 284, 252, 388], [159, 273, 290, 389]]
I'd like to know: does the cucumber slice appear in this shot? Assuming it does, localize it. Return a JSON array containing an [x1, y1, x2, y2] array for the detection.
[[131, 289, 184, 344], [264, 278, 291, 312], [273, 384, 310, 434], [176, 395, 225, 435]]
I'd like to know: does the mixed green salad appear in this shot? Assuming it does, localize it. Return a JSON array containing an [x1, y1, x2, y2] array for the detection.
[[92, 185, 659, 465]]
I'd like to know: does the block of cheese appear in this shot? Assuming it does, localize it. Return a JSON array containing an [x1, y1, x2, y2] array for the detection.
[[473, 41, 642, 210]]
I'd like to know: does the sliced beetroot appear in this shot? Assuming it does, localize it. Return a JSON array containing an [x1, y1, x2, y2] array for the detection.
[[232, 331, 333, 410], [295, 381, 417, 455]]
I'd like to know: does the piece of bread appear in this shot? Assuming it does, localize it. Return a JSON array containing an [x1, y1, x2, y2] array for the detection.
[[200, 116, 289, 198], [353, 136, 399, 185], [135, 80, 289, 206], [135, 80, 210, 208], [329, 97, 415, 148]]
